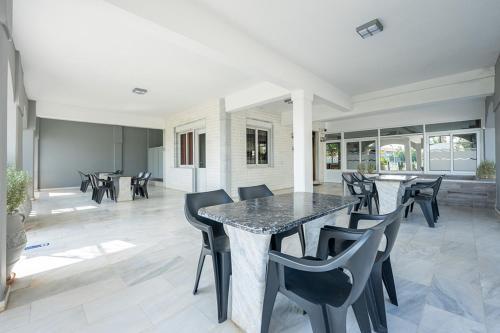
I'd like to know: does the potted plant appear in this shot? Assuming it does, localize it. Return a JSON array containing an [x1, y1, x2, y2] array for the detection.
[[380, 157, 388, 171], [367, 163, 376, 174], [357, 162, 367, 174], [476, 160, 496, 179], [6, 167, 30, 280]]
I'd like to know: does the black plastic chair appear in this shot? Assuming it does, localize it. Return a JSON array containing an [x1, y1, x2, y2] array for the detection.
[[238, 185, 306, 256], [133, 172, 151, 199], [78, 171, 90, 193], [322, 205, 406, 332], [184, 189, 233, 323], [352, 172, 380, 214], [404, 176, 443, 227], [261, 225, 385, 333], [89, 174, 115, 204], [342, 173, 375, 214]]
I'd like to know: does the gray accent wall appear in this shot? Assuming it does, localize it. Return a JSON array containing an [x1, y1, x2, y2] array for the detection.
[[123, 126, 148, 177], [38, 118, 158, 188], [147, 129, 163, 148], [39, 118, 115, 188]]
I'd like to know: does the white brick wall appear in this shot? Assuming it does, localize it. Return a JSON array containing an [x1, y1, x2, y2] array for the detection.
[[229, 108, 293, 196], [163, 101, 294, 196], [163, 99, 223, 192]]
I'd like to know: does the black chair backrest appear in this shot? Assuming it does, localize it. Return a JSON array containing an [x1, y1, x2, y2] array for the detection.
[[137, 172, 145, 179], [320, 227, 385, 306], [238, 184, 273, 201], [342, 173, 364, 196], [89, 174, 97, 189], [114, 170, 123, 175], [432, 175, 444, 200], [185, 189, 234, 247]]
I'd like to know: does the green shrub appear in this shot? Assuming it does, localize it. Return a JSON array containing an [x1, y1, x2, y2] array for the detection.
[[7, 167, 30, 214], [476, 160, 496, 179]]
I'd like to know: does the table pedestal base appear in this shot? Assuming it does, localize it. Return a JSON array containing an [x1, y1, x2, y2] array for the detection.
[[226, 213, 339, 332]]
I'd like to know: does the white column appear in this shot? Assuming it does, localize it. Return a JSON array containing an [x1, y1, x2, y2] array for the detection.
[[292, 90, 313, 192]]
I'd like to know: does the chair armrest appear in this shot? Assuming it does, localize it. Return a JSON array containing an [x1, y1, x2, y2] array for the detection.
[[268, 250, 346, 273]]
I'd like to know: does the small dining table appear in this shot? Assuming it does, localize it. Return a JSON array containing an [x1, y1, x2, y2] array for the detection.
[[371, 175, 418, 214], [98, 173, 133, 202], [198, 192, 358, 333]]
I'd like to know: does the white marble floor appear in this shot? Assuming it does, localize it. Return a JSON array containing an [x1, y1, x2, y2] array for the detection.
[[1, 184, 499, 333]]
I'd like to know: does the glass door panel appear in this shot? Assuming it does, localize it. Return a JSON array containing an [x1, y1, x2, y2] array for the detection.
[[326, 142, 341, 170], [346, 142, 359, 170], [429, 135, 451, 171], [361, 140, 376, 170], [453, 133, 477, 171]]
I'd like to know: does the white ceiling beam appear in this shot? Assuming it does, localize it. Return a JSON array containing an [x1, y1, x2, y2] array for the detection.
[[37, 101, 165, 129], [351, 67, 495, 115], [224, 82, 289, 112], [104, 0, 352, 111]]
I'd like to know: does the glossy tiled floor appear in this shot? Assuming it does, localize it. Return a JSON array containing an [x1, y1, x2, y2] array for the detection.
[[1, 184, 499, 332]]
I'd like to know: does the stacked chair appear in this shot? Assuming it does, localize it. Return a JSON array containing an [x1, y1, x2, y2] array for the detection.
[[78, 171, 90, 193], [89, 173, 115, 204], [342, 173, 378, 214], [132, 172, 152, 199], [404, 175, 443, 227]]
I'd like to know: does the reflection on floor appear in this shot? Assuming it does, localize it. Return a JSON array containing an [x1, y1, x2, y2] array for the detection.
[[1, 184, 499, 333]]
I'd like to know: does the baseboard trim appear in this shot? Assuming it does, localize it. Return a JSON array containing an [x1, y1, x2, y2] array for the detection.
[[38, 186, 80, 191], [0, 284, 11, 313]]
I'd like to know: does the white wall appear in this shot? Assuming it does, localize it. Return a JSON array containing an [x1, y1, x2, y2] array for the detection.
[[163, 100, 224, 192], [228, 107, 293, 196]]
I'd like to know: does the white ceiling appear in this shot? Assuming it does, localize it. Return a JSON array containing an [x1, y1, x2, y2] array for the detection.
[[13, 0, 255, 114], [198, 0, 500, 95], [12, 0, 500, 117]]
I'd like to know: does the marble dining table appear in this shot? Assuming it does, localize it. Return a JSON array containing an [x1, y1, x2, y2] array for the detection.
[[198, 192, 358, 333], [371, 175, 418, 214]]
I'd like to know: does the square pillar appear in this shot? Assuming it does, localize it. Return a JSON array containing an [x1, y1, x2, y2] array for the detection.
[[292, 90, 313, 192]]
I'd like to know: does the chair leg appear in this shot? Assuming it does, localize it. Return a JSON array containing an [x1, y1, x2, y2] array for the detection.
[[298, 225, 306, 256], [367, 196, 373, 214], [261, 263, 280, 333], [306, 304, 329, 333], [193, 248, 207, 295], [410, 202, 414, 212], [366, 267, 388, 333], [212, 252, 230, 323], [97, 189, 105, 204], [382, 257, 398, 306], [374, 195, 380, 214], [144, 187, 149, 199], [352, 294, 372, 333], [325, 305, 348, 333], [418, 201, 435, 228]]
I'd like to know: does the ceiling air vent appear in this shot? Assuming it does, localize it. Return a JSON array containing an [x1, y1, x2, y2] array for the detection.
[[356, 19, 383, 39], [132, 87, 148, 95]]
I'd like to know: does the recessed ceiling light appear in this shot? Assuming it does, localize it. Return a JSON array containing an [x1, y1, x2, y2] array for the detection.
[[356, 19, 383, 39], [132, 87, 148, 95]]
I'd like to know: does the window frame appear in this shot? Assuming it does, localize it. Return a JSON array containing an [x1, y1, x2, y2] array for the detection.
[[177, 130, 194, 168], [343, 136, 378, 172], [378, 133, 425, 174], [246, 125, 272, 167], [425, 128, 480, 175]]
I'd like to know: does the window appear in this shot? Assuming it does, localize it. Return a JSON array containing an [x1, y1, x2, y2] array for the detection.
[[380, 125, 423, 136], [344, 129, 378, 140], [380, 134, 424, 172], [247, 127, 270, 165], [325, 142, 341, 169], [426, 120, 481, 132], [324, 133, 341, 141], [428, 132, 478, 173], [178, 131, 194, 166], [198, 133, 206, 168], [345, 139, 376, 171]]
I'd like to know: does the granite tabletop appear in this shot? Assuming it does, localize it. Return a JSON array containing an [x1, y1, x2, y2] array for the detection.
[[198, 192, 359, 235], [371, 175, 418, 183]]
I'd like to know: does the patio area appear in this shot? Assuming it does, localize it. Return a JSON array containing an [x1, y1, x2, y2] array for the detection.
[[1, 185, 499, 333]]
